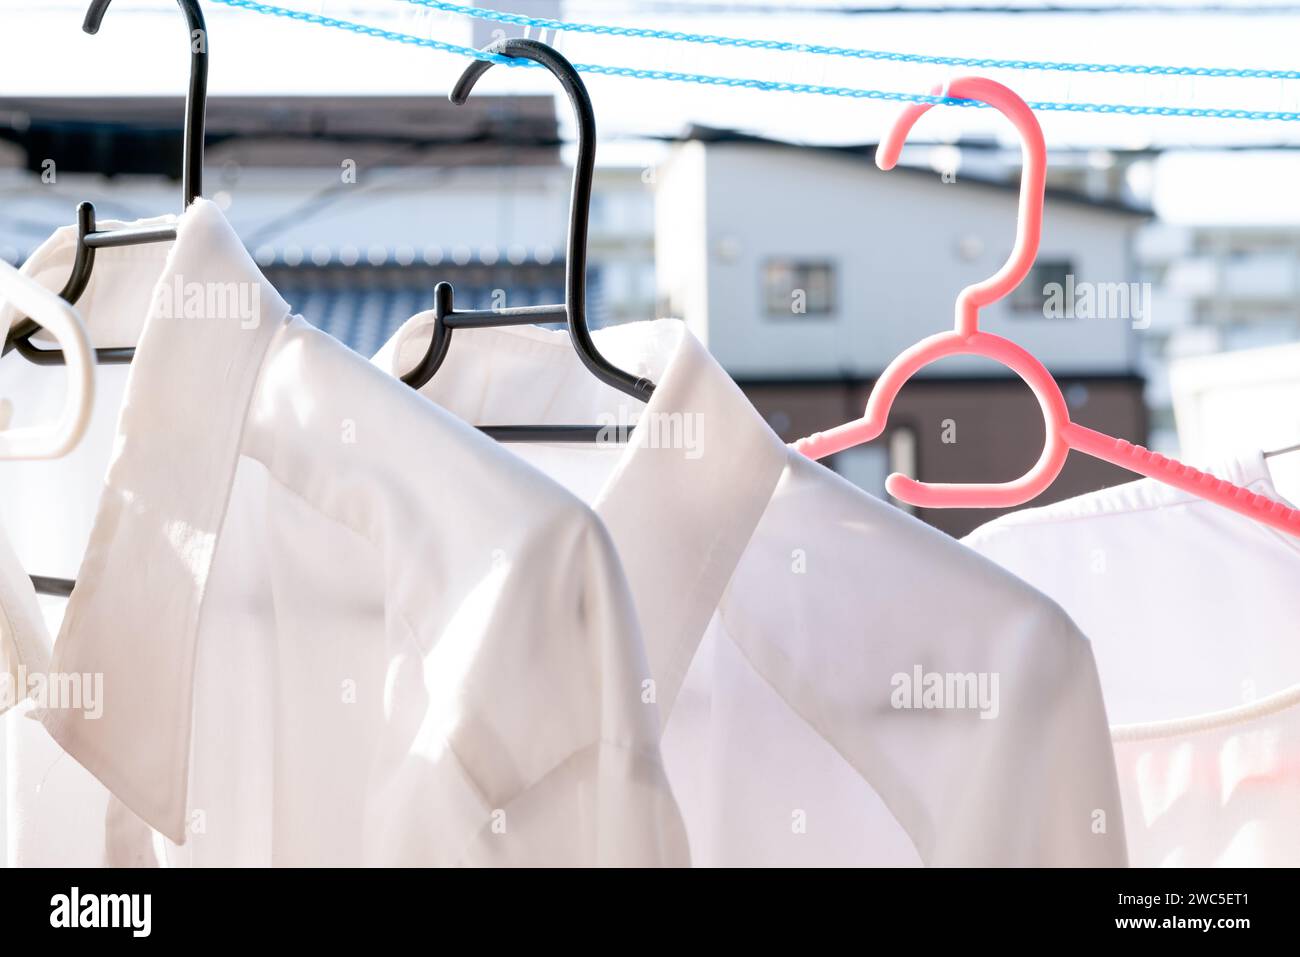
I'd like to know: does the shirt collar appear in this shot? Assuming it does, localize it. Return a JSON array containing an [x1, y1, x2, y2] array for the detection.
[[374, 317, 790, 719], [1231, 448, 1296, 505], [36, 199, 291, 843], [1226, 448, 1300, 557], [1, 211, 180, 347]]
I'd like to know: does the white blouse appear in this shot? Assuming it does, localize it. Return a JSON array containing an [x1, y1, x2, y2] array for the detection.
[[375, 316, 1128, 867], [966, 451, 1300, 866]]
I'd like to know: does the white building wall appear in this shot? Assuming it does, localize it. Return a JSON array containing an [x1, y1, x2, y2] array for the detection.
[[657, 142, 1143, 379], [653, 142, 712, 347]]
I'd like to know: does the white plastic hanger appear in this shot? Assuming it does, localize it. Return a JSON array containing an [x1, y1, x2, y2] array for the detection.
[[0, 260, 94, 459]]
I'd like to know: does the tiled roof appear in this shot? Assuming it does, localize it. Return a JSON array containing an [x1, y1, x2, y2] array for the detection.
[[264, 262, 604, 356]]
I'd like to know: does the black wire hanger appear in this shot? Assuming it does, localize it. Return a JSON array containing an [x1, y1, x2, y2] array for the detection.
[[400, 39, 654, 444], [3, 0, 208, 368]]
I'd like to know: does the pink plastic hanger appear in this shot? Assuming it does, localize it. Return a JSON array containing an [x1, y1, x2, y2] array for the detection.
[[794, 76, 1300, 537]]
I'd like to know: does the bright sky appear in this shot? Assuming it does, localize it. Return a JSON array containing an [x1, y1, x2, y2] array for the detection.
[[1, 0, 1298, 222]]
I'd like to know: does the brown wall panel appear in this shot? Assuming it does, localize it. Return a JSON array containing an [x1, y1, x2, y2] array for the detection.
[[741, 377, 1147, 539]]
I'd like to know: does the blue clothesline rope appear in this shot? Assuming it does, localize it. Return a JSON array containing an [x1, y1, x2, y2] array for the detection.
[[399, 0, 1300, 80], [206, 0, 1300, 122]]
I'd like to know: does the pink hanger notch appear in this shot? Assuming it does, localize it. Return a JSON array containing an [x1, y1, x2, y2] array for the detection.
[[794, 76, 1300, 538]]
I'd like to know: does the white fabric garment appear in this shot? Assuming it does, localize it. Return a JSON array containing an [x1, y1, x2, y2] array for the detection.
[[373, 317, 1128, 866], [0, 525, 52, 869], [1, 200, 688, 867], [0, 528, 49, 714], [964, 451, 1300, 866], [0, 229, 149, 867]]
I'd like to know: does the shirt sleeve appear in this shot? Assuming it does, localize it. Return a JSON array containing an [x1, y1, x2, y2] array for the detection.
[[718, 454, 1127, 866]]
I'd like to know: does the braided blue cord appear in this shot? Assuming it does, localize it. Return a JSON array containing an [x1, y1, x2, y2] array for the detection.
[[400, 0, 1300, 81], [206, 0, 1300, 121]]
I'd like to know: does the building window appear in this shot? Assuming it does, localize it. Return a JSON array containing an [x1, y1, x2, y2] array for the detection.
[[763, 260, 836, 318], [1010, 259, 1073, 316]]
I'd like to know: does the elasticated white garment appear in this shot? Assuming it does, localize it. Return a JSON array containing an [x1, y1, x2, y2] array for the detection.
[[2, 201, 688, 867], [964, 453, 1300, 866], [373, 317, 1128, 867]]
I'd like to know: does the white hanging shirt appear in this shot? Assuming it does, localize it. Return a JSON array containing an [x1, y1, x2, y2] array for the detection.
[[964, 451, 1300, 866], [373, 317, 1128, 866], [2, 200, 688, 867]]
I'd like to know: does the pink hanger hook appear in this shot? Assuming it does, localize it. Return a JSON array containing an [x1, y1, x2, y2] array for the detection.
[[876, 77, 1046, 338], [793, 77, 1300, 538]]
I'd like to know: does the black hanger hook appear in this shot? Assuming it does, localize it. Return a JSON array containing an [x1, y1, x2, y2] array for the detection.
[[3, 2, 207, 367], [84, 0, 208, 205], [444, 40, 652, 401]]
